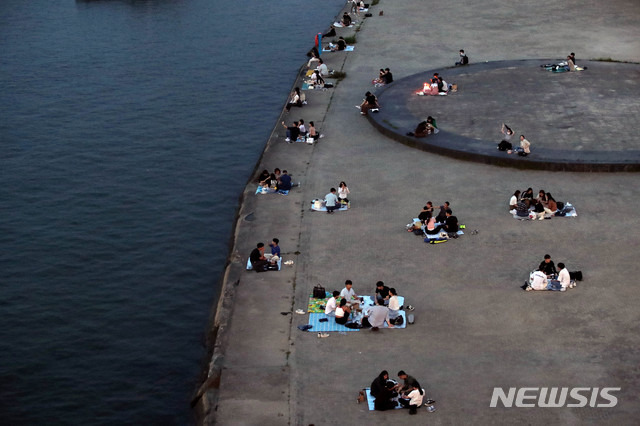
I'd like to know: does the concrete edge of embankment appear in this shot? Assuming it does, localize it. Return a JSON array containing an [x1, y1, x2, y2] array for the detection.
[[190, 3, 366, 423]]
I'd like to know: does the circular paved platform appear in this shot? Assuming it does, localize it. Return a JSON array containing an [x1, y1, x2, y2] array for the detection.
[[367, 60, 640, 171]]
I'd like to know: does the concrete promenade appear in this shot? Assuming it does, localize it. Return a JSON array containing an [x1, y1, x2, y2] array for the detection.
[[196, 0, 640, 424]]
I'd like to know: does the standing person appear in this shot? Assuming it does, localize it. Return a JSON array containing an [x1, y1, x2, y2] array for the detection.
[[285, 87, 303, 112], [249, 243, 269, 272], [359, 91, 379, 115], [281, 121, 300, 143], [324, 188, 339, 214], [455, 49, 469, 66], [337, 181, 350, 205]]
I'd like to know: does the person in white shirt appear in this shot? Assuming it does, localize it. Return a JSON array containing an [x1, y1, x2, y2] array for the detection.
[[400, 385, 425, 415], [337, 181, 350, 205], [335, 299, 352, 325], [388, 288, 400, 319], [509, 190, 521, 210], [316, 58, 328, 76], [528, 269, 548, 291], [555, 262, 573, 289], [340, 280, 360, 310], [324, 290, 340, 315]]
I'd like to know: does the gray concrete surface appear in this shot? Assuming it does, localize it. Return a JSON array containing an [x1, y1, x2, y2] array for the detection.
[[197, 0, 640, 424]]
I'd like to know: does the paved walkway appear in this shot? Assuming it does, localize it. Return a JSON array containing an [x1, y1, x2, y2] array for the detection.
[[197, 0, 640, 424], [368, 60, 640, 171]]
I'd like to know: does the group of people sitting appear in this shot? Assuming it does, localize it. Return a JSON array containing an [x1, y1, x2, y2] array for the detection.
[[418, 73, 453, 96], [522, 254, 576, 291], [323, 181, 350, 213], [249, 239, 281, 272], [323, 281, 403, 328], [406, 116, 438, 137], [407, 201, 460, 238], [372, 68, 393, 86], [498, 123, 531, 156], [258, 168, 295, 192], [370, 370, 434, 414], [281, 119, 320, 143], [510, 188, 566, 220], [307, 50, 330, 76], [541, 53, 585, 72]]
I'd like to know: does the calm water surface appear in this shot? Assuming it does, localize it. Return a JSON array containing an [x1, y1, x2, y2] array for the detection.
[[0, 0, 343, 423]]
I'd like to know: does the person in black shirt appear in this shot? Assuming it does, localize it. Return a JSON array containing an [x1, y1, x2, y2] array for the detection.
[[444, 209, 459, 235], [342, 12, 352, 27], [455, 49, 469, 66], [360, 91, 379, 115], [250, 243, 268, 272], [382, 68, 393, 84], [539, 254, 557, 277], [281, 121, 300, 143], [375, 281, 391, 305]]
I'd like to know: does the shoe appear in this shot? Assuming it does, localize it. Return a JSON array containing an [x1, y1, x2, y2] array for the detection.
[[525, 286, 533, 291], [295, 309, 305, 314], [406, 305, 415, 311], [360, 112, 366, 115], [425, 399, 436, 405], [319, 134, 325, 138], [371, 327, 379, 332], [318, 332, 329, 338], [520, 282, 528, 290], [285, 138, 290, 142], [560, 287, 567, 292], [426, 405, 436, 412]]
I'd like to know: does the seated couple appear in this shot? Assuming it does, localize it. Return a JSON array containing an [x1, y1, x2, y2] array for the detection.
[[325, 280, 362, 324], [372, 68, 393, 86], [419, 73, 450, 96], [249, 240, 281, 272], [371, 370, 430, 414], [406, 116, 438, 138]]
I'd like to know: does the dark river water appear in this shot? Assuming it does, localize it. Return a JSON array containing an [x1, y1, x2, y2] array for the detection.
[[0, 0, 343, 423]]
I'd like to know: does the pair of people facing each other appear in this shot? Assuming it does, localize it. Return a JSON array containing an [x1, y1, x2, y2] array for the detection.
[[249, 239, 281, 272], [371, 370, 432, 414], [407, 116, 438, 138], [324, 182, 350, 213]]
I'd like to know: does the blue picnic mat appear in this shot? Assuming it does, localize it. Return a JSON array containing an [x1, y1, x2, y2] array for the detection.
[[307, 313, 359, 332], [246, 257, 282, 271]]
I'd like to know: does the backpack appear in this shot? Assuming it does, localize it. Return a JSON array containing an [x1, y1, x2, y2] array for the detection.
[[313, 284, 326, 299], [569, 271, 583, 281]]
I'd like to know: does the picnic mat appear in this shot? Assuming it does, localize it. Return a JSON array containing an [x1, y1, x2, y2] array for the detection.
[[364, 387, 402, 411], [307, 292, 333, 313], [511, 204, 577, 219], [256, 185, 289, 195], [322, 45, 355, 52], [307, 312, 359, 332], [310, 199, 349, 212], [246, 257, 282, 271]]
